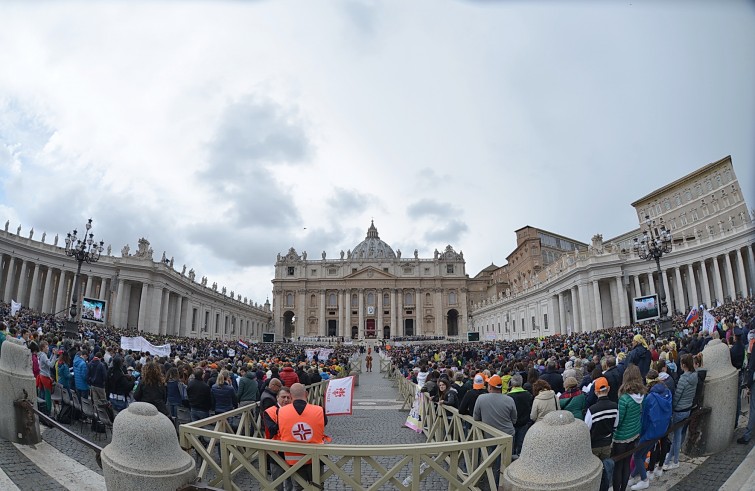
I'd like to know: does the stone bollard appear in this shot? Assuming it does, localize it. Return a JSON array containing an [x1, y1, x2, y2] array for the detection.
[[502, 410, 602, 491], [684, 338, 738, 456], [101, 402, 196, 491], [350, 370, 359, 386], [0, 337, 41, 445]]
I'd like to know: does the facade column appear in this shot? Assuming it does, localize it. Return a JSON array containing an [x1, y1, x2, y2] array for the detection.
[[319, 290, 326, 336], [149, 286, 163, 334], [747, 246, 755, 297], [736, 248, 748, 298], [674, 267, 686, 312], [615, 276, 629, 326], [41, 267, 54, 313], [557, 292, 566, 334], [633, 275, 642, 298], [396, 289, 404, 336], [712, 256, 724, 304], [357, 289, 364, 339], [592, 280, 603, 332], [339, 290, 346, 338], [377, 290, 384, 338], [390, 289, 397, 338], [578, 283, 590, 332], [724, 252, 736, 301], [661, 270, 672, 315], [160, 290, 170, 335], [114, 279, 126, 328], [137, 282, 150, 331], [460, 289, 468, 335], [174, 295, 183, 336], [296, 290, 306, 339], [3, 258, 15, 303], [16, 260, 29, 305], [647, 273, 656, 295], [687, 264, 699, 308], [570, 286, 579, 333], [28, 264, 40, 310], [699, 260, 711, 307], [55, 271, 68, 314], [415, 288, 422, 336], [85, 275, 93, 299], [434, 289, 443, 335]]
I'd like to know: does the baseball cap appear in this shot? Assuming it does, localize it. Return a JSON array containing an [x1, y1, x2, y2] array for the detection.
[[488, 374, 503, 389], [594, 377, 609, 393], [473, 374, 485, 390]]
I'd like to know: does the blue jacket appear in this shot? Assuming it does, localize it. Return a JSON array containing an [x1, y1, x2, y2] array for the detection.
[[627, 345, 651, 378], [640, 383, 672, 442], [211, 383, 237, 413], [57, 362, 72, 390], [73, 355, 90, 391]]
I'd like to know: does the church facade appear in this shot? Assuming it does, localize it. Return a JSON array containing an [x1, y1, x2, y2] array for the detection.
[[271, 222, 469, 340]]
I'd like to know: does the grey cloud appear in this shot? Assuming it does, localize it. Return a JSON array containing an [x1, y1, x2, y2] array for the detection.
[[407, 198, 457, 219], [340, 0, 380, 38], [326, 187, 377, 215], [424, 219, 469, 244]]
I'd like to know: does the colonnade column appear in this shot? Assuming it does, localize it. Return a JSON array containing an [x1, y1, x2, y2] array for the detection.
[[3, 258, 15, 303], [415, 288, 422, 336], [633, 275, 642, 298], [390, 289, 397, 338], [319, 290, 326, 336], [570, 286, 579, 333], [160, 290, 170, 335], [41, 267, 54, 313], [434, 289, 443, 335], [85, 275, 93, 299], [16, 261, 29, 305], [377, 290, 384, 338], [296, 290, 306, 338], [592, 280, 603, 331], [673, 267, 686, 312], [700, 260, 711, 307], [357, 289, 364, 339], [175, 295, 183, 336], [648, 273, 656, 295], [27, 264, 40, 310], [724, 253, 736, 301], [578, 283, 590, 332], [339, 290, 347, 338], [137, 282, 150, 331], [396, 289, 404, 336], [55, 272, 69, 315], [114, 279, 126, 328], [747, 246, 755, 296], [712, 256, 724, 304], [615, 276, 629, 326], [557, 292, 566, 334], [149, 286, 163, 334], [736, 249, 748, 299], [688, 264, 699, 308]]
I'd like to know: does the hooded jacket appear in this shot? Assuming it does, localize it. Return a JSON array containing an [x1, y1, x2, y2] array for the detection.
[[279, 366, 299, 387], [530, 389, 558, 423], [614, 392, 644, 443], [627, 345, 651, 378], [237, 371, 259, 402], [640, 383, 672, 442]]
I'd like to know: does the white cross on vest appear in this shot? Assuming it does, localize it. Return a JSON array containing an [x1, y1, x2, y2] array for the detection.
[[292, 422, 313, 441]]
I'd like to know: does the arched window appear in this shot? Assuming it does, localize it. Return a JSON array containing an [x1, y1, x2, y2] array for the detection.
[[426, 292, 432, 305], [310, 294, 316, 307], [351, 294, 358, 307], [367, 292, 374, 305], [405, 292, 413, 305], [286, 293, 294, 306], [383, 292, 389, 306], [449, 291, 457, 305], [328, 293, 337, 306]]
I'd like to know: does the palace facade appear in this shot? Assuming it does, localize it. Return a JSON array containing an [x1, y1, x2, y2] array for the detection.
[[271, 221, 469, 339], [0, 234, 271, 340], [472, 155, 755, 340]]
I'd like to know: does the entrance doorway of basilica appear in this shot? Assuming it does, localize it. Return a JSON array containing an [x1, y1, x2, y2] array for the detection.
[[351, 326, 358, 339], [283, 311, 294, 339], [365, 319, 376, 338], [383, 326, 390, 339], [328, 319, 337, 337], [447, 309, 459, 336], [404, 319, 414, 336]]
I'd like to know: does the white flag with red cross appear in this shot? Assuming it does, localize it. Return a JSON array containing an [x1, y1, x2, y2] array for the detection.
[[324, 376, 355, 416]]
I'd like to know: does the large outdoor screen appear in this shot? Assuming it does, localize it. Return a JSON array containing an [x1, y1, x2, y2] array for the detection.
[[633, 294, 659, 322], [81, 297, 107, 323]]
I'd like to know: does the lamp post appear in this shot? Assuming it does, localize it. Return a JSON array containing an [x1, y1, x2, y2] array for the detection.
[[63, 218, 104, 339], [633, 214, 673, 337]]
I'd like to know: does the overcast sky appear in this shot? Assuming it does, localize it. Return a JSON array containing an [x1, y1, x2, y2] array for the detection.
[[1, 0, 753, 304]]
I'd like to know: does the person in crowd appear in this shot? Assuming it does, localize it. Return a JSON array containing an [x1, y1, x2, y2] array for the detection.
[[166, 367, 184, 418], [261, 378, 283, 413], [437, 377, 459, 409], [628, 369, 672, 490], [738, 330, 755, 444], [133, 361, 169, 416], [507, 374, 533, 458], [602, 355, 622, 403], [73, 349, 90, 402], [57, 351, 73, 392], [559, 376, 586, 420], [540, 361, 564, 395], [187, 367, 213, 422], [663, 354, 698, 470], [237, 365, 259, 406], [530, 379, 558, 423], [612, 364, 646, 491], [36, 339, 57, 414], [262, 386, 294, 491], [654, 359, 676, 395], [459, 373, 487, 416], [524, 368, 539, 394], [212, 369, 238, 414], [585, 377, 618, 460], [454, 372, 468, 402], [626, 334, 652, 379], [277, 383, 329, 490], [473, 374, 517, 490], [279, 362, 300, 387]]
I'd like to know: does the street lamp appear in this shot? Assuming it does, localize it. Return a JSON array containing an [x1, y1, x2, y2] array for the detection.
[[633, 214, 673, 337], [64, 218, 104, 339]]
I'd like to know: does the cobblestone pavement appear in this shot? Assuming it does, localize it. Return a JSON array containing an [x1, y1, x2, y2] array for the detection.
[[0, 438, 67, 491]]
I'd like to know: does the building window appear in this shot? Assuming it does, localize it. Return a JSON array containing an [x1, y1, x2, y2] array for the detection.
[[310, 294, 316, 307], [383, 292, 389, 306], [192, 308, 198, 331], [513, 319, 516, 331], [426, 292, 432, 305], [367, 292, 374, 305], [405, 292, 413, 305], [446, 264, 454, 274], [328, 293, 337, 306], [544, 313, 548, 330], [351, 294, 358, 307], [287, 266, 295, 276], [215, 313, 220, 332], [286, 293, 294, 306], [328, 268, 337, 275], [311, 269, 317, 276], [403, 267, 413, 274], [449, 291, 457, 305], [204, 311, 209, 331], [424, 267, 430, 274], [383, 268, 389, 273]]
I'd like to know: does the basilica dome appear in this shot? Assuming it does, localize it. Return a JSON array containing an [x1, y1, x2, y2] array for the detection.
[[351, 221, 396, 259]]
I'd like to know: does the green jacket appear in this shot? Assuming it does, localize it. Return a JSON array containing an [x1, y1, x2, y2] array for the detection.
[[614, 393, 644, 443], [237, 372, 259, 402]]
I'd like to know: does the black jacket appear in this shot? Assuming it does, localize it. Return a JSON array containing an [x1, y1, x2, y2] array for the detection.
[[730, 343, 745, 370], [585, 396, 618, 448], [540, 368, 564, 395], [187, 378, 213, 411], [626, 345, 651, 378], [134, 383, 169, 416], [458, 388, 486, 416], [602, 366, 622, 403], [508, 389, 534, 427]]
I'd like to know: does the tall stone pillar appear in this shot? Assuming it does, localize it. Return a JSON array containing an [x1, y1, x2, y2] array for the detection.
[[396, 289, 403, 336], [339, 290, 346, 338], [736, 248, 748, 299], [724, 252, 736, 300], [357, 289, 364, 339], [688, 263, 699, 308], [434, 289, 443, 335], [377, 290, 384, 338], [28, 264, 40, 311], [578, 283, 590, 332], [648, 272, 656, 295], [3, 258, 15, 303], [16, 261, 28, 305], [415, 288, 422, 336], [747, 246, 755, 296], [615, 276, 629, 326], [633, 275, 642, 298], [712, 256, 724, 304], [674, 267, 686, 312], [85, 275, 93, 298], [700, 260, 711, 307], [160, 291, 170, 336], [460, 288, 469, 335], [175, 296, 183, 336], [570, 286, 579, 333], [55, 271, 68, 315], [592, 280, 603, 332], [41, 267, 54, 313], [390, 289, 397, 338], [114, 279, 126, 328], [137, 282, 150, 331], [149, 287, 163, 334], [319, 290, 326, 336], [558, 292, 566, 334]]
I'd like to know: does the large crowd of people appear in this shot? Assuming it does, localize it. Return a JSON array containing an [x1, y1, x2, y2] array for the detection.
[[385, 297, 755, 491]]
